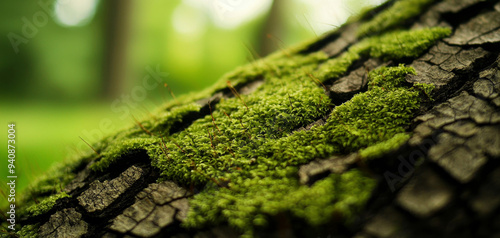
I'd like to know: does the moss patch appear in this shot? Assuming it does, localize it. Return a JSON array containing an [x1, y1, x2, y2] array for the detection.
[[10, 155, 85, 221], [357, 0, 437, 37], [9, 11, 451, 236], [88, 28, 450, 180], [16, 224, 40, 238], [360, 133, 410, 159], [316, 27, 450, 79], [181, 64, 431, 236], [25, 192, 70, 217], [355, 27, 451, 59], [0, 158, 80, 236], [186, 170, 375, 237]]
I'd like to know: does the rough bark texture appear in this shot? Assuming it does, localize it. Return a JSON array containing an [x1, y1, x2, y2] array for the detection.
[[7, 0, 500, 237]]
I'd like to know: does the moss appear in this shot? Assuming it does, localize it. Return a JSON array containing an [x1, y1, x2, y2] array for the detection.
[[185, 170, 375, 237], [316, 27, 450, 80], [152, 75, 332, 185], [357, 0, 437, 37], [346, 5, 378, 24], [15, 224, 39, 238], [26, 192, 70, 217], [2, 156, 84, 224], [24, 162, 77, 196], [369, 64, 416, 89], [70, 28, 444, 235], [16, 16, 449, 236], [12, 157, 81, 219], [90, 103, 201, 172], [179, 64, 429, 235], [360, 133, 410, 159], [354, 27, 452, 60], [413, 82, 436, 99]]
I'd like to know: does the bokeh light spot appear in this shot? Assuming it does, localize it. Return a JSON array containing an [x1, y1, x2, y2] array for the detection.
[[54, 0, 99, 27]]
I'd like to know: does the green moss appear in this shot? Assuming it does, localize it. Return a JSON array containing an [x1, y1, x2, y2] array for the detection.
[[413, 82, 436, 99], [267, 65, 421, 160], [90, 103, 201, 172], [354, 27, 452, 60], [369, 65, 416, 89], [73, 27, 444, 235], [316, 27, 450, 80], [179, 64, 428, 235], [346, 5, 378, 24], [14, 159, 78, 216], [26, 192, 70, 217], [316, 51, 360, 80], [185, 170, 375, 237], [5, 156, 83, 222], [25, 157, 81, 196], [360, 133, 410, 159], [357, 0, 436, 37], [18, 17, 448, 236], [16, 224, 39, 238], [152, 75, 331, 185]]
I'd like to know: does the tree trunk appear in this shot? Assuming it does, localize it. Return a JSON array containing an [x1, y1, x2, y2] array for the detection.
[[6, 0, 500, 237]]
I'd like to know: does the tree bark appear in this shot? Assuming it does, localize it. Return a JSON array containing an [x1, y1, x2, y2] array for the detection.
[[9, 0, 500, 237]]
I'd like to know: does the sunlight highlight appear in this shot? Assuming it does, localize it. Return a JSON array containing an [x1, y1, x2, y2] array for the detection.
[[54, 0, 99, 27], [298, 0, 387, 35]]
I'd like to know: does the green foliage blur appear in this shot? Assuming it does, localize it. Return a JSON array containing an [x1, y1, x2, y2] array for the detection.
[[0, 0, 378, 193]]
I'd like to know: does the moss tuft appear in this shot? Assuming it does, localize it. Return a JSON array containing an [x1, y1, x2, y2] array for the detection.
[[185, 170, 375, 237], [354, 27, 452, 60], [4, 156, 84, 223], [24, 158, 80, 196], [316, 27, 450, 80], [368, 65, 416, 89], [26, 192, 70, 217], [357, 0, 437, 37], [90, 103, 201, 172], [413, 82, 436, 99], [16, 224, 40, 238], [360, 133, 410, 159]]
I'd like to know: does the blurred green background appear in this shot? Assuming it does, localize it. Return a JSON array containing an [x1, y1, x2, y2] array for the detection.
[[0, 0, 384, 194]]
